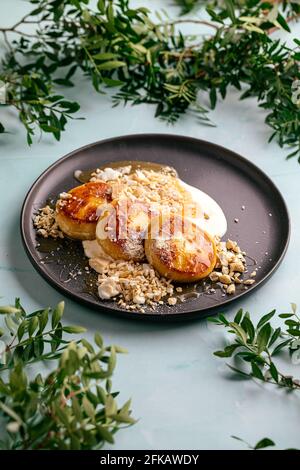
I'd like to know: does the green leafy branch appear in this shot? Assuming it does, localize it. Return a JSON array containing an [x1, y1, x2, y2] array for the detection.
[[0, 0, 299, 159], [209, 303, 300, 449], [0, 299, 134, 450], [209, 303, 300, 388]]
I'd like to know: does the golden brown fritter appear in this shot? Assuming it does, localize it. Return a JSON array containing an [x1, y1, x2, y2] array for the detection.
[[145, 214, 217, 282], [56, 181, 112, 240]]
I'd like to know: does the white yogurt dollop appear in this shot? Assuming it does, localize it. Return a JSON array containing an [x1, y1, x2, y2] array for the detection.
[[179, 180, 227, 238]]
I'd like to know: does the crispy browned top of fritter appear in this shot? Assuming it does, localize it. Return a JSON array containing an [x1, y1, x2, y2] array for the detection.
[[57, 182, 112, 223], [149, 215, 216, 276]]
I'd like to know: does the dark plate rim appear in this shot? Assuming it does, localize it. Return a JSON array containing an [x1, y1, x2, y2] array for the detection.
[[20, 133, 291, 321]]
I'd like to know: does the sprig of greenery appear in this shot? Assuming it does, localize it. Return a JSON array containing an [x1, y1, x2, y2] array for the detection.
[[0, 298, 134, 450], [0, 0, 299, 159], [209, 303, 300, 450], [209, 303, 300, 388]]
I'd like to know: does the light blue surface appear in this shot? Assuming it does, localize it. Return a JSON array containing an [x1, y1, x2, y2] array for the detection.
[[1, 0, 300, 450]]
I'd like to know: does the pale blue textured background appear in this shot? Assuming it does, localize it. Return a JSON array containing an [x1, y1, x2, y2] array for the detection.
[[1, 0, 300, 450]]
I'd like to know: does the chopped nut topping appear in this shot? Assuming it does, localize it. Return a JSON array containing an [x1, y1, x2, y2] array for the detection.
[[230, 261, 245, 273], [212, 238, 255, 293], [227, 284, 236, 295], [209, 271, 220, 282], [33, 206, 64, 239], [226, 239, 240, 253], [90, 254, 175, 311], [219, 274, 231, 285]]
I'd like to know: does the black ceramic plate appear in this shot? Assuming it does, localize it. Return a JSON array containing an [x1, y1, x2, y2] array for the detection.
[[21, 134, 290, 320]]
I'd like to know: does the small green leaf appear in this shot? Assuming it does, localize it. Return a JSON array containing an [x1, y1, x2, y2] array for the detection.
[[214, 343, 240, 357], [102, 77, 124, 87], [107, 1, 115, 27], [224, 0, 236, 23], [93, 52, 117, 61], [229, 322, 248, 344], [276, 13, 291, 33], [256, 323, 271, 353], [241, 314, 255, 343], [28, 317, 39, 337], [97, 425, 114, 444], [108, 346, 116, 374], [269, 362, 279, 383], [97, 0, 105, 13], [17, 321, 27, 341], [234, 308, 243, 324], [94, 332, 103, 348], [111, 413, 135, 424], [81, 338, 95, 353], [269, 327, 281, 347], [254, 438, 275, 450], [105, 394, 117, 417], [209, 87, 217, 109], [251, 361, 264, 381], [218, 314, 229, 325], [52, 301, 64, 328], [257, 310, 276, 329], [287, 329, 300, 337], [272, 339, 292, 356], [5, 316, 18, 333], [63, 326, 87, 334], [120, 398, 132, 416], [207, 317, 222, 324], [38, 308, 49, 332], [33, 338, 44, 357], [114, 345, 128, 354], [97, 61, 126, 71], [0, 306, 21, 315], [285, 320, 299, 327]]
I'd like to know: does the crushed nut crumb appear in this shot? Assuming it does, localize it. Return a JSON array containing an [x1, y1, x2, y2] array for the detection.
[[33, 206, 64, 239], [168, 297, 177, 306], [227, 284, 235, 295]]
